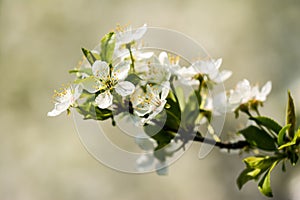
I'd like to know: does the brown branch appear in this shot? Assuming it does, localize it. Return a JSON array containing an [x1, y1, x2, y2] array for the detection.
[[192, 134, 249, 149]]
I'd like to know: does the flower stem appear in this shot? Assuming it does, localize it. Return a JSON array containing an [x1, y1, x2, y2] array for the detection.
[[126, 44, 135, 73]]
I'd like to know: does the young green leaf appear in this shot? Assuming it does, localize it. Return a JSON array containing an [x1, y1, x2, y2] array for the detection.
[[239, 126, 277, 151], [278, 128, 300, 150], [286, 91, 296, 140], [277, 124, 291, 146], [100, 32, 116, 63], [250, 116, 282, 134], [81, 48, 100, 65], [258, 161, 278, 197], [237, 168, 257, 190]]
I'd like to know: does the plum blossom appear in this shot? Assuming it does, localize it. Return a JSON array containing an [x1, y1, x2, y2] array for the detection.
[[131, 82, 170, 124], [81, 60, 135, 109], [48, 85, 82, 116], [115, 24, 147, 48], [177, 58, 232, 85], [228, 79, 272, 106], [134, 53, 171, 84]]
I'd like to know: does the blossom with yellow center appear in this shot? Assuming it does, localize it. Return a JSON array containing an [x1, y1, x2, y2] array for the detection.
[[81, 60, 135, 109]]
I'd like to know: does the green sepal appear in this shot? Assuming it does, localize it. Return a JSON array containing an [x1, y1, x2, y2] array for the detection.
[[100, 32, 116, 63], [239, 126, 277, 151]]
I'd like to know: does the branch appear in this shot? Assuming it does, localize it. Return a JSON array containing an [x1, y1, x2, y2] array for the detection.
[[189, 132, 249, 150]]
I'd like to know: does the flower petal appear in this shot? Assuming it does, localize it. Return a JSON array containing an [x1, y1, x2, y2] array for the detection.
[[47, 102, 69, 117], [214, 70, 232, 83], [115, 81, 135, 96], [133, 24, 147, 41], [95, 91, 113, 109], [81, 77, 103, 93], [112, 61, 130, 80], [159, 51, 169, 65], [92, 60, 110, 80], [261, 81, 272, 96], [73, 85, 83, 100]]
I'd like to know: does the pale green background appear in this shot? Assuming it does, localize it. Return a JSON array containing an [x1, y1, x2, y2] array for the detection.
[[1, 0, 300, 199]]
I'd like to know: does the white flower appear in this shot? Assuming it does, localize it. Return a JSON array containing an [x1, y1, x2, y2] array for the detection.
[[204, 91, 228, 116], [135, 53, 171, 84], [228, 79, 272, 106], [81, 60, 135, 109], [131, 82, 170, 124], [115, 24, 147, 48], [177, 58, 232, 85], [158, 52, 181, 75], [47, 85, 82, 117]]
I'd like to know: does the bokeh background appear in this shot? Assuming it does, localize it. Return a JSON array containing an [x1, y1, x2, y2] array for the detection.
[[1, 0, 300, 199]]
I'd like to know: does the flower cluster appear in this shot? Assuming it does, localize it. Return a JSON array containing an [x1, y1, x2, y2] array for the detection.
[[48, 24, 300, 198]]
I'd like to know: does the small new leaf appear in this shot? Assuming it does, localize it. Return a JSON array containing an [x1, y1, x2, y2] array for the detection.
[[277, 124, 291, 146], [286, 91, 296, 140], [258, 161, 278, 197], [81, 48, 100, 65], [100, 32, 116, 63]]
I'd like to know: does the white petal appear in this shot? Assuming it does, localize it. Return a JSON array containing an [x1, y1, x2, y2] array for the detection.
[[214, 70, 232, 83], [95, 91, 113, 109], [47, 108, 63, 117], [214, 58, 222, 70], [92, 61, 110, 80], [160, 82, 170, 100], [133, 24, 147, 41], [73, 85, 83, 100], [159, 52, 169, 65], [115, 81, 135, 96], [81, 77, 103, 93], [261, 81, 272, 96], [112, 61, 130, 80], [47, 102, 69, 117], [229, 90, 242, 104]]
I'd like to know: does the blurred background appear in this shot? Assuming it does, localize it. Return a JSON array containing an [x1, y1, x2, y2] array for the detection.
[[1, 0, 300, 199]]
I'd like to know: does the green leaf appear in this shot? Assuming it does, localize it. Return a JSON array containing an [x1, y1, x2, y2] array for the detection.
[[286, 91, 296, 140], [277, 124, 291, 146], [81, 48, 100, 65], [278, 128, 300, 150], [76, 101, 112, 120], [250, 116, 282, 134], [243, 156, 277, 169], [258, 161, 278, 197], [181, 91, 200, 131], [143, 91, 181, 162], [239, 126, 277, 151], [237, 168, 256, 190], [69, 68, 93, 76], [100, 32, 116, 63], [237, 156, 278, 190]]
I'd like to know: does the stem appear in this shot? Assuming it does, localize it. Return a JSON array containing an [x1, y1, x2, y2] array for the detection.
[[126, 44, 135, 72]]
